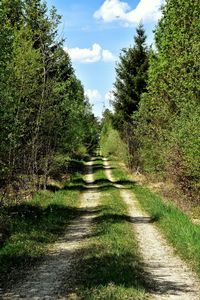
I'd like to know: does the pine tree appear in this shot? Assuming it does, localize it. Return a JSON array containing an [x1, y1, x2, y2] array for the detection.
[[113, 24, 149, 129]]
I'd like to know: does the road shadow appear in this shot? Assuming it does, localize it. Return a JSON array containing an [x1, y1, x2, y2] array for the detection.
[[58, 205, 196, 299], [46, 177, 136, 193], [94, 213, 155, 225], [143, 264, 198, 296], [60, 245, 147, 298], [0, 202, 103, 291]]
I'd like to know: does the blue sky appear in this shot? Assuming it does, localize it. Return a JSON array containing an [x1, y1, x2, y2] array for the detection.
[[46, 0, 164, 118]]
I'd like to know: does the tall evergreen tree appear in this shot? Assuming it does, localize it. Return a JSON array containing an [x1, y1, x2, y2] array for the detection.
[[113, 24, 149, 129]]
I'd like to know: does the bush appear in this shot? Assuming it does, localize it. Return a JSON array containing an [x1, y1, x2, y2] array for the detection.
[[100, 121, 130, 165]]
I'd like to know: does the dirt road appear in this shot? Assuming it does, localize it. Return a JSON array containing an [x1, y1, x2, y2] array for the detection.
[[1, 158, 200, 299]]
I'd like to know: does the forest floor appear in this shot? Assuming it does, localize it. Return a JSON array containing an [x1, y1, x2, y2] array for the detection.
[[1, 157, 200, 299]]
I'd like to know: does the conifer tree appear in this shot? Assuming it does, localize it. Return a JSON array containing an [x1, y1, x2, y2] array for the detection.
[[113, 24, 149, 129]]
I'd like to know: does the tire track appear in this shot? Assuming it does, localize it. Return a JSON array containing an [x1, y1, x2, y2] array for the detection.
[[1, 161, 99, 300], [103, 158, 200, 300]]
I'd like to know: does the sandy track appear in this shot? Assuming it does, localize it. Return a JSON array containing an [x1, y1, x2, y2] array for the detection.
[[103, 159, 200, 300], [1, 161, 99, 300]]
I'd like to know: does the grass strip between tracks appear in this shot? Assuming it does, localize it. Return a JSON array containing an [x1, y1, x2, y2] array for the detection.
[[75, 158, 149, 299]]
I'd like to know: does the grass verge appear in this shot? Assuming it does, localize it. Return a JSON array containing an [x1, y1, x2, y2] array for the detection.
[[0, 168, 84, 289], [110, 159, 200, 277], [73, 160, 149, 299]]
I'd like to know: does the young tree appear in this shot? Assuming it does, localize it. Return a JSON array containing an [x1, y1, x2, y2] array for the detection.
[[0, 0, 99, 192], [0, 4, 14, 181], [136, 0, 200, 198]]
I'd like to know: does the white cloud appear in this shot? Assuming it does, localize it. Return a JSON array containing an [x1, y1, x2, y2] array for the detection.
[[85, 89, 102, 104], [84, 89, 115, 117], [94, 0, 130, 22], [64, 43, 115, 63], [105, 90, 115, 102], [94, 0, 164, 25], [102, 49, 115, 62]]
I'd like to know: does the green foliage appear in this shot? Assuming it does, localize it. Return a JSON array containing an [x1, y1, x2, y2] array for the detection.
[[106, 0, 199, 198], [113, 24, 149, 129], [132, 0, 200, 198], [0, 0, 99, 190], [109, 25, 149, 170], [100, 110, 130, 165]]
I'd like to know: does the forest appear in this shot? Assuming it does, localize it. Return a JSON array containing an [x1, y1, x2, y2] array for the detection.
[[101, 0, 200, 203], [0, 0, 99, 199], [0, 0, 200, 299]]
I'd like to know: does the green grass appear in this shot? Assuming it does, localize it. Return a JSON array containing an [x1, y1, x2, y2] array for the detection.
[[93, 158, 107, 182], [74, 160, 149, 299], [110, 159, 200, 277], [0, 172, 83, 287]]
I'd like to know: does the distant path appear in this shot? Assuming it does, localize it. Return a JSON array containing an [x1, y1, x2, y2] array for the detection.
[[103, 158, 200, 300], [2, 160, 99, 300]]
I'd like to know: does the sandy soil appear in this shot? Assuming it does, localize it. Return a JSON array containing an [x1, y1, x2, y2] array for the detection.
[[103, 159, 200, 300]]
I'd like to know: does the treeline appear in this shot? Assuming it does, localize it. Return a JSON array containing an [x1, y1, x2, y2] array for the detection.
[[0, 0, 99, 194], [101, 0, 200, 201]]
